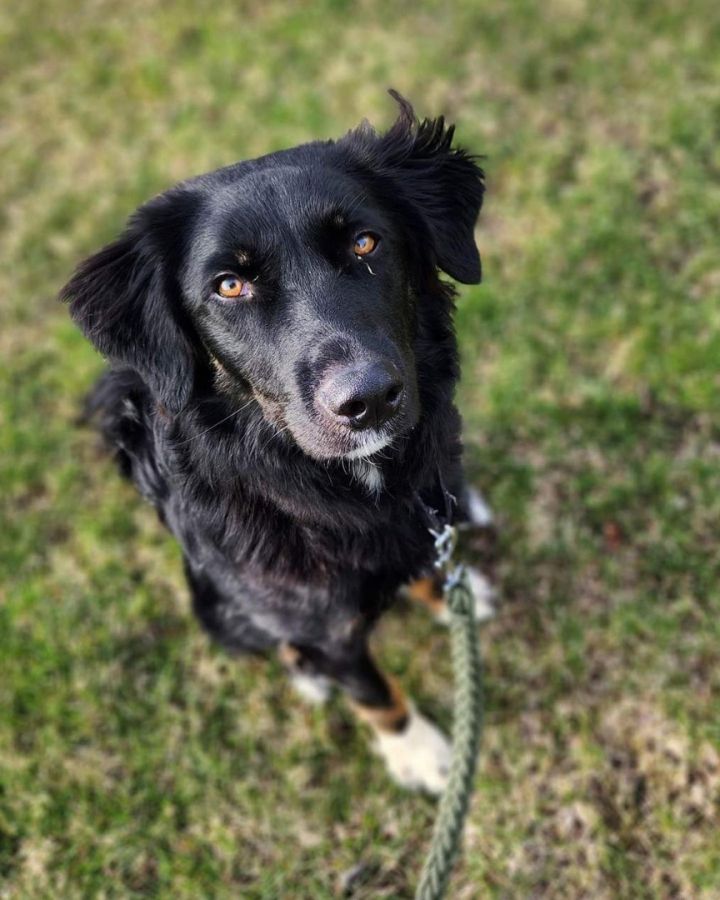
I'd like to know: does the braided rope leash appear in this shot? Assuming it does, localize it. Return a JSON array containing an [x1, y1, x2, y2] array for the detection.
[[415, 525, 484, 900]]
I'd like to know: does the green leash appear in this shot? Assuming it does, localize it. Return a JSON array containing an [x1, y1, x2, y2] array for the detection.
[[415, 519, 484, 900]]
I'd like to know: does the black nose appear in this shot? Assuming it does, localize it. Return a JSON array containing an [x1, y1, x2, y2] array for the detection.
[[320, 362, 404, 429]]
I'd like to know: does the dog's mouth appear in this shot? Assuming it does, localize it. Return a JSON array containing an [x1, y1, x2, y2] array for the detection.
[[343, 431, 394, 460], [280, 405, 416, 463]]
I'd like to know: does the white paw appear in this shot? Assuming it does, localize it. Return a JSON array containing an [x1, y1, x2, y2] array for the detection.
[[435, 567, 496, 625], [467, 567, 496, 622], [289, 670, 332, 705], [374, 705, 451, 795], [465, 487, 494, 527]]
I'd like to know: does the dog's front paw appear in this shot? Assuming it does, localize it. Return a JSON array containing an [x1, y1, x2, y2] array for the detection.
[[374, 705, 451, 795], [288, 670, 332, 705], [466, 566, 496, 622], [464, 486, 494, 528], [279, 642, 332, 705]]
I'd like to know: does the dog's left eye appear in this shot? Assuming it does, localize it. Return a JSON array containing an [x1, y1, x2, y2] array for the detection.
[[214, 274, 251, 299], [353, 233, 378, 257]]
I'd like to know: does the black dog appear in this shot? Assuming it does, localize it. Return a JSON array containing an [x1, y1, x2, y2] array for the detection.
[[62, 92, 492, 792]]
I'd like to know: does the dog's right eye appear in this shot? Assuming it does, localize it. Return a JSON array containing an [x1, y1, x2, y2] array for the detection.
[[353, 232, 378, 257], [214, 274, 251, 299]]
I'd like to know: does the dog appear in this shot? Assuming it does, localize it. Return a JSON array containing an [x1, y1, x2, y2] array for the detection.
[[62, 91, 493, 794]]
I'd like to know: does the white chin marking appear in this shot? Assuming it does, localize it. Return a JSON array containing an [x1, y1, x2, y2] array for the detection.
[[350, 460, 384, 494], [466, 487, 494, 527], [374, 704, 452, 795], [344, 434, 390, 460], [289, 670, 332, 705], [435, 567, 496, 625]]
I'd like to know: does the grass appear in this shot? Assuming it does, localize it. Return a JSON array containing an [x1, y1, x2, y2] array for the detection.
[[1, 0, 719, 896]]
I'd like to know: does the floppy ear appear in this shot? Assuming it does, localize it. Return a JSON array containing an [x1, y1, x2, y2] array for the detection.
[[61, 198, 199, 413], [341, 90, 485, 284]]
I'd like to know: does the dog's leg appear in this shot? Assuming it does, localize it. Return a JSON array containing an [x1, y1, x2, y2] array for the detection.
[[402, 570, 495, 624], [290, 644, 451, 794]]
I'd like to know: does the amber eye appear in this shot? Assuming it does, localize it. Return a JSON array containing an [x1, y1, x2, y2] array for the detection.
[[216, 274, 249, 299], [353, 232, 378, 257]]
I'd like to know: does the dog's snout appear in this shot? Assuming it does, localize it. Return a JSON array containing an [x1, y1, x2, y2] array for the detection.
[[321, 362, 404, 429]]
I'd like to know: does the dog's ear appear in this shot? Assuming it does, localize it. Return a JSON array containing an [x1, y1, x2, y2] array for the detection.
[[61, 194, 199, 413], [341, 90, 484, 284]]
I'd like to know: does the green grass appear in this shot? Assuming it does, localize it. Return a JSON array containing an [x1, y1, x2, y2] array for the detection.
[[2, 1, 719, 896]]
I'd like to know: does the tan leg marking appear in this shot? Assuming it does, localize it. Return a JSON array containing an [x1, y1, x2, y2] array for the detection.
[[404, 575, 447, 616], [277, 642, 301, 668], [351, 676, 410, 734]]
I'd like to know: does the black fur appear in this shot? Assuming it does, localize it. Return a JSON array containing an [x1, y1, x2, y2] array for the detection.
[[63, 93, 484, 710]]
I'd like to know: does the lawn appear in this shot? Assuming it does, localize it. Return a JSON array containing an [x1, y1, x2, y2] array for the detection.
[[1, 1, 719, 896]]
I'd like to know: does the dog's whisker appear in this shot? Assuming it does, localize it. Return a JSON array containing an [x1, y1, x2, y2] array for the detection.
[[259, 420, 292, 454], [174, 398, 255, 447]]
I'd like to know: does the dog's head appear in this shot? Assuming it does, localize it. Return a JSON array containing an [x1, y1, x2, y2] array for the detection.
[[63, 92, 484, 462]]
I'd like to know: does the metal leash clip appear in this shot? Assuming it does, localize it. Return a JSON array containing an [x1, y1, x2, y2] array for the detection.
[[430, 522, 457, 572], [417, 471, 469, 599], [431, 524, 468, 604]]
